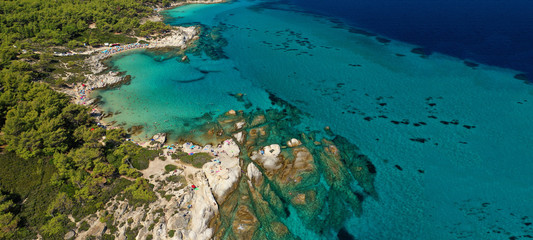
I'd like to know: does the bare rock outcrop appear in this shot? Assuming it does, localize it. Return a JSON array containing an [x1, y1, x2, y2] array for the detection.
[[202, 139, 241, 203], [187, 171, 217, 240], [250, 144, 282, 173], [246, 162, 263, 186], [287, 138, 302, 147]]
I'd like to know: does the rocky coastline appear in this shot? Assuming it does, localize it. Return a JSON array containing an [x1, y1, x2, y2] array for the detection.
[[53, 0, 377, 239], [75, 139, 241, 240], [65, 103, 377, 239]]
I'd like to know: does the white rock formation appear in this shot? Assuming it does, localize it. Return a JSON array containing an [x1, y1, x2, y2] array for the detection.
[[250, 144, 282, 171], [188, 171, 217, 240], [246, 163, 263, 186], [148, 26, 197, 49], [287, 138, 302, 147], [141, 132, 167, 148], [233, 131, 245, 144], [74, 139, 243, 240], [235, 120, 246, 130], [203, 139, 241, 203]]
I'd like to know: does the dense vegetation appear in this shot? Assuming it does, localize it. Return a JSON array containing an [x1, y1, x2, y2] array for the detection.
[[0, 0, 177, 68], [0, 64, 159, 238], [0, 0, 180, 238], [173, 151, 213, 168]]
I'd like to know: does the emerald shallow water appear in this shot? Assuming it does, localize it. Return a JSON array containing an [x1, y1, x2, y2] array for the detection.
[[95, 0, 533, 239]]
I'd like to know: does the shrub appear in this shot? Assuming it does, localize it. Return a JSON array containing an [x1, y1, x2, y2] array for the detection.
[[79, 221, 90, 232], [166, 175, 186, 186], [110, 142, 161, 170], [175, 152, 213, 168], [164, 164, 178, 172], [102, 234, 115, 240], [123, 178, 156, 207]]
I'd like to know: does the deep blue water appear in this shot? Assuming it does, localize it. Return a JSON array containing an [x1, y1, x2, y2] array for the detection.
[[286, 0, 533, 77]]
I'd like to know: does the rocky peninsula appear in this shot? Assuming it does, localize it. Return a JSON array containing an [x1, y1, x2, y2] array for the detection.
[[69, 104, 377, 239]]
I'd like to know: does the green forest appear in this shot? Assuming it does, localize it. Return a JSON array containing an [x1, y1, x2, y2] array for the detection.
[[0, 0, 181, 239]]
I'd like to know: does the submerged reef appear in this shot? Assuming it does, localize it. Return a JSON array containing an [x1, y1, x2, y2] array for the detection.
[[177, 97, 377, 239], [185, 24, 229, 60]]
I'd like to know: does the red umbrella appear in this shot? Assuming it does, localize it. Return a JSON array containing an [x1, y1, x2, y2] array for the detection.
[[191, 185, 196, 189]]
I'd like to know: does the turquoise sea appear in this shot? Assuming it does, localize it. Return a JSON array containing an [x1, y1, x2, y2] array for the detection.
[[94, 0, 533, 239]]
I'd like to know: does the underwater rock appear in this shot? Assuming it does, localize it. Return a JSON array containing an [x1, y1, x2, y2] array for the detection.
[[337, 227, 356, 240], [348, 28, 376, 37], [289, 147, 314, 175], [411, 47, 432, 57], [232, 205, 259, 240], [312, 139, 364, 218], [235, 93, 245, 100], [291, 190, 317, 206], [273, 146, 316, 186], [410, 138, 428, 143], [292, 193, 307, 205], [270, 221, 290, 238], [514, 73, 529, 81], [376, 37, 391, 44], [204, 107, 376, 238], [324, 126, 335, 136], [127, 125, 144, 135], [287, 138, 302, 147], [326, 136, 377, 198], [216, 111, 246, 136], [245, 126, 269, 148], [250, 114, 267, 127], [464, 60, 479, 68]]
